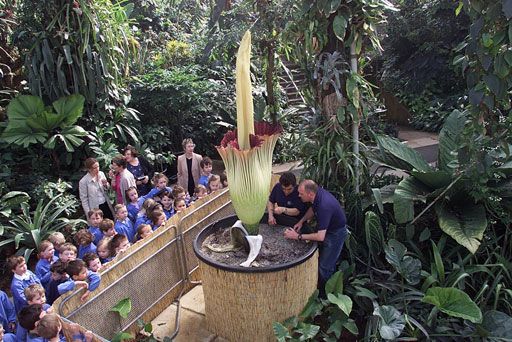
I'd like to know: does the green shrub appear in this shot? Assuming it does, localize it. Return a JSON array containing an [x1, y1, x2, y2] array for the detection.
[[154, 40, 192, 68], [130, 65, 235, 157], [0, 194, 86, 259], [397, 86, 464, 132], [33, 179, 79, 217]]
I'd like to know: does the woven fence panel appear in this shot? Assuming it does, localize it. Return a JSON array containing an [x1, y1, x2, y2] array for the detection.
[[65, 236, 181, 339], [180, 188, 235, 273]]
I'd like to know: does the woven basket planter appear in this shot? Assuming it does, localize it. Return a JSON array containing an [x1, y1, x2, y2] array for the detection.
[[194, 215, 318, 342]]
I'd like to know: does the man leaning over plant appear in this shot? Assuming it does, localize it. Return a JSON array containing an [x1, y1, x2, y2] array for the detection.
[[267, 172, 307, 227], [284, 179, 348, 293]]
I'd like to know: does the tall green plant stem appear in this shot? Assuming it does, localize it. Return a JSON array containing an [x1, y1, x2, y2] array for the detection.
[[350, 36, 360, 193]]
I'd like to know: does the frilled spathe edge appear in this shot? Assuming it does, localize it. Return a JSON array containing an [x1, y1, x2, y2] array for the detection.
[[219, 121, 283, 150]]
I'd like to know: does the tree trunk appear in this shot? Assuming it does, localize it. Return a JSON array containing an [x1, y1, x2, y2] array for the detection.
[[350, 38, 360, 194]]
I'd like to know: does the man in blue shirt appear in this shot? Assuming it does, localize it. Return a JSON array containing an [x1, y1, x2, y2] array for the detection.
[[284, 179, 348, 290], [267, 172, 307, 226]]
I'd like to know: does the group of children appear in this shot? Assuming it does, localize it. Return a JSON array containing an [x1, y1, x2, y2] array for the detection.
[[0, 156, 227, 341], [3, 249, 97, 341]]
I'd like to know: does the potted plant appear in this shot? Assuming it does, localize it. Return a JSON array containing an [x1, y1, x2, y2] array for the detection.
[[193, 31, 318, 341]]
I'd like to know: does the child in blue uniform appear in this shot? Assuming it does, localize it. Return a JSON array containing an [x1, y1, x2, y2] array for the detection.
[[172, 185, 190, 206], [87, 209, 104, 245], [114, 204, 135, 242], [98, 219, 117, 239], [17, 304, 45, 342], [151, 174, 172, 202], [126, 186, 162, 223], [136, 224, 153, 241], [198, 157, 213, 186], [35, 241, 58, 288], [8, 255, 41, 313], [45, 261, 68, 306], [150, 209, 167, 230], [192, 184, 208, 202], [47, 232, 65, 259], [207, 175, 222, 193], [135, 199, 159, 229], [109, 234, 131, 259], [58, 243, 77, 263], [160, 191, 175, 219], [74, 229, 97, 259], [174, 199, 187, 214], [0, 291, 16, 333], [96, 238, 112, 264], [58, 260, 100, 302], [25, 284, 51, 311], [82, 253, 102, 273], [0, 324, 16, 342]]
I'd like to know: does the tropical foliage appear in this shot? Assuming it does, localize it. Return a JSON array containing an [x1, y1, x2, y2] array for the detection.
[[0, 194, 85, 259], [378, 0, 469, 132], [275, 0, 512, 340], [130, 65, 235, 156], [1, 0, 512, 340], [371, 109, 512, 254]]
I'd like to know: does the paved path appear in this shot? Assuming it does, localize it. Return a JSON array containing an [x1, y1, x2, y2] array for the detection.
[[271, 126, 439, 176], [397, 125, 438, 164], [151, 285, 227, 341]]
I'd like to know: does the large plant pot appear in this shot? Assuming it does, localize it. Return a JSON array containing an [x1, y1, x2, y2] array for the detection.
[[193, 214, 318, 342]]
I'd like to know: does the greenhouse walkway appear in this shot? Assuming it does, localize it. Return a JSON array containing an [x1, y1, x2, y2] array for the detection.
[[150, 285, 226, 342]]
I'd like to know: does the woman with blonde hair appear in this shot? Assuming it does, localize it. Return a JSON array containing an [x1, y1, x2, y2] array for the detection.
[[177, 138, 202, 196]]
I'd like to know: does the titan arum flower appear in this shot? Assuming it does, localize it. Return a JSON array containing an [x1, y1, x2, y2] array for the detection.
[[217, 30, 282, 235]]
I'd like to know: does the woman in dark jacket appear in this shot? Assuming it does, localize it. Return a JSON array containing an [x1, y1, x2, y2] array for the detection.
[[123, 145, 154, 196]]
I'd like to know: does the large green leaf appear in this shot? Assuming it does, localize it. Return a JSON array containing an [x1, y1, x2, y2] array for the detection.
[[364, 211, 384, 256], [111, 332, 134, 342], [333, 14, 348, 41], [0, 191, 30, 210], [1, 126, 47, 147], [384, 239, 421, 285], [296, 322, 320, 340], [438, 110, 467, 171], [410, 170, 452, 189], [110, 297, 132, 318], [299, 290, 322, 319], [273, 322, 292, 342], [5, 95, 45, 128], [480, 310, 512, 339], [327, 293, 352, 316], [393, 177, 430, 223], [422, 287, 482, 323], [435, 202, 487, 254], [26, 110, 63, 132], [373, 305, 405, 340], [52, 94, 85, 126], [375, 135, 432, 172], [325, 270, 343, 295]]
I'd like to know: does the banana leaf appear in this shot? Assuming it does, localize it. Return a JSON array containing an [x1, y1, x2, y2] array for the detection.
[[374, 135, 432, 173], [393, 177, 431, 224], [438, 110, 466, 172], [410, 170, 452, 189]]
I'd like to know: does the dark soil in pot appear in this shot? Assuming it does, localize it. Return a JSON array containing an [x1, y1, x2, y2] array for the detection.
[[197, 218, 315, 269]]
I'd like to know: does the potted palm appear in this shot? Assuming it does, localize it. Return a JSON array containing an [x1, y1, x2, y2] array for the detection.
[[193, 31, 318, 341]]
